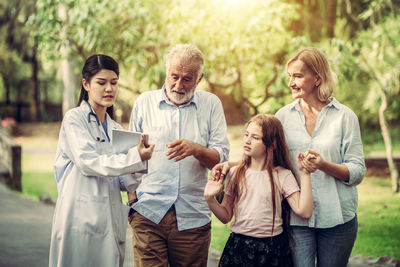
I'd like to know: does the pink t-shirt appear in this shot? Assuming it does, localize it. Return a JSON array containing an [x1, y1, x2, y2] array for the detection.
[[225, 166, 300, 238]]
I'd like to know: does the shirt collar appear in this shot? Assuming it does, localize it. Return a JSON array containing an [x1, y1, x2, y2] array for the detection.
[[80, 100, 93, 114], [159, 85, 198, 109], [290, 97, 340, 112]]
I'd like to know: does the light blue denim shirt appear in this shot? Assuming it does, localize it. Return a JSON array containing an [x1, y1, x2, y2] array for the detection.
[[129, 88, 230, 231], [275, 98, 366, 228]]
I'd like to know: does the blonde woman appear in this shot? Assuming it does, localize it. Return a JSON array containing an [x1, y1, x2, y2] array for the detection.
[[213, 48, 366, 267]]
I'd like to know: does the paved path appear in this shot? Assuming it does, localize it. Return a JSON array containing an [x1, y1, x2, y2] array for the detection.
[[0, 182, 219, 267]]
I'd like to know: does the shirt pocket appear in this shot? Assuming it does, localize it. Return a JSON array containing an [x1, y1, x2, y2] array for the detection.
[[145, 126, 165, 152], [72, 194, 108, 236]]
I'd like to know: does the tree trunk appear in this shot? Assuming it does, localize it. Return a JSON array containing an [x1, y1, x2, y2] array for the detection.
[[309, 0, 322, 41], [31, 44, 40, 122], [60, 56, 77, 115], [378, 90, 399, 192], [2, 74, 11, 105], [59, 5, 77, 115], [289, 0, 305, 36], [327, 0, 337, 38]]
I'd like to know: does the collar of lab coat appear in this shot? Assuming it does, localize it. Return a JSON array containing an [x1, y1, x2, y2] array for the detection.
[[80, 101, 113, 124], [80, 101, 114, 142]]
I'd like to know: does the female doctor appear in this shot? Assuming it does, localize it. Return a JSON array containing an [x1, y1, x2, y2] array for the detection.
[[49, 54, 154, 267]]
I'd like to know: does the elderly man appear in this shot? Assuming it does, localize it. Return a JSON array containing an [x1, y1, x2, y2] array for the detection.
[[127, 44, 230, 266]]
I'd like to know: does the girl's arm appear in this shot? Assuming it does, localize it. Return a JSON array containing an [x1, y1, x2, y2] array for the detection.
[[302, 150, 350, 182], [286, 153, 314, 219], [204, 178, 234, 224]]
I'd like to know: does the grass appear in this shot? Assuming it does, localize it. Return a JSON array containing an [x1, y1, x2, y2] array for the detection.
[[11, 122, 400, 259], [209, 177, 400, 259], [353, 177, 400, 258]]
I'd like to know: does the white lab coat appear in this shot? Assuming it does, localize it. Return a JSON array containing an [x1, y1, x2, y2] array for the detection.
[[49, 101, 145, 267]]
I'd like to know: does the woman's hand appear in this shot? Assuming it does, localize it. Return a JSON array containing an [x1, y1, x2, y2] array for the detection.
[[138, 135, 154, 161], [210, 161, 231, 181], [301, 150, 323, 173], [204, 178, 224, 201], [297, 151, 318, 174]]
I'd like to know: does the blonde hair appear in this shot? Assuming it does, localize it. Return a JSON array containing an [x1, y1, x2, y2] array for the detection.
[[165, 44, 204, 81], [286, 47, 337, 102]]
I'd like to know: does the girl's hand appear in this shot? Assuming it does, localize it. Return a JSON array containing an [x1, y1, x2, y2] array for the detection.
[[204, 178, 224, 201], [210, 161, 230, 181], [138, 135, 155, 161], [297, 151, 318, 174], [302, 150, 323, 172], [297, 152, 311, 174]]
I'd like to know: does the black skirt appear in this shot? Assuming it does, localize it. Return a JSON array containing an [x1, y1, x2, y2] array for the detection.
[[218, 232, 293, 267]]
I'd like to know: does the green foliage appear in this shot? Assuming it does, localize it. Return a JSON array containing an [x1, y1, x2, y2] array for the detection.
[[362, 126, 400, 155], [1, 0, 399, 129], [169, 0, 299, 115], [354, 13, 400, 123], [318, 39, 375, 127]]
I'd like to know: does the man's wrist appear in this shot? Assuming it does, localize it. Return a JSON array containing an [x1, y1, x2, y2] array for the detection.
[[127, 198, 138, 207]]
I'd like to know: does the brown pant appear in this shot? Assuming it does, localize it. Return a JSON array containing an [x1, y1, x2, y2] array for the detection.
[[129, 207, 211, 267]]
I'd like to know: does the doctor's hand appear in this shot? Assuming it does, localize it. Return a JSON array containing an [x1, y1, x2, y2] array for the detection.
[[166, 139, 200, 162], [138, 135, 154, 161]]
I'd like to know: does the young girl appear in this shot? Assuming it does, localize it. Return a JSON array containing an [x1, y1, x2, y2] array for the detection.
[[204, 114, 313, 267], [49, 54, 154, 267]]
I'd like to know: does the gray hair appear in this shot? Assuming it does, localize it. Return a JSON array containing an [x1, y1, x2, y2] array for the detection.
[[165, 44, 204, 80]]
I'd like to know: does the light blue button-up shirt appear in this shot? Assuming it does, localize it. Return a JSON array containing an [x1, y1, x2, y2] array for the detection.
[[275, 98, 366, 228], [129, 88, 230, 231]]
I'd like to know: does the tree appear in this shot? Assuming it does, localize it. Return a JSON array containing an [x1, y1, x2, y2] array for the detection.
[[0, 0, 41, 121], [356, 13, 400, 192], [163, 0, 301, 120], [29, 0, 169, 115]]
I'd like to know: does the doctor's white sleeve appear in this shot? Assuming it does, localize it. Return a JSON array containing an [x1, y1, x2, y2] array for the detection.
[[61, 110, 147, 178]]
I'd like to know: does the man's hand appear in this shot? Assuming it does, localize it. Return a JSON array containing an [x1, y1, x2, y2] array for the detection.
[[166, 139, 200, 161]]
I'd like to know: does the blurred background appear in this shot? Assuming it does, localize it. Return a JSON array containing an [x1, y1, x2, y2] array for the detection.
[[0, 0, 399, 261]]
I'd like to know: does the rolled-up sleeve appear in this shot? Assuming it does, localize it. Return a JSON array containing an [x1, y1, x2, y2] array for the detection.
[[341, 111, 366, 186], [119, 173, 143, 192], [207, 96, 230, 163]]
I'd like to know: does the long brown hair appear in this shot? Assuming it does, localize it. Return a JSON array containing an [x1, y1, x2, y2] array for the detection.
[[230, 114, 293, 235]]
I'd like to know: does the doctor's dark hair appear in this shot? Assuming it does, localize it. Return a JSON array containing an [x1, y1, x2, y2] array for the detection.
[[77, 54, 119, 119]]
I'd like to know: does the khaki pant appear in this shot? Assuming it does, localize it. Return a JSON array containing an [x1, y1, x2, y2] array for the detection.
[[129, 206, 211, 267]]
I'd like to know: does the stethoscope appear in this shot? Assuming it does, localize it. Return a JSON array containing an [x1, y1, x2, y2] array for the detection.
[[86, 102, 106, 143]]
